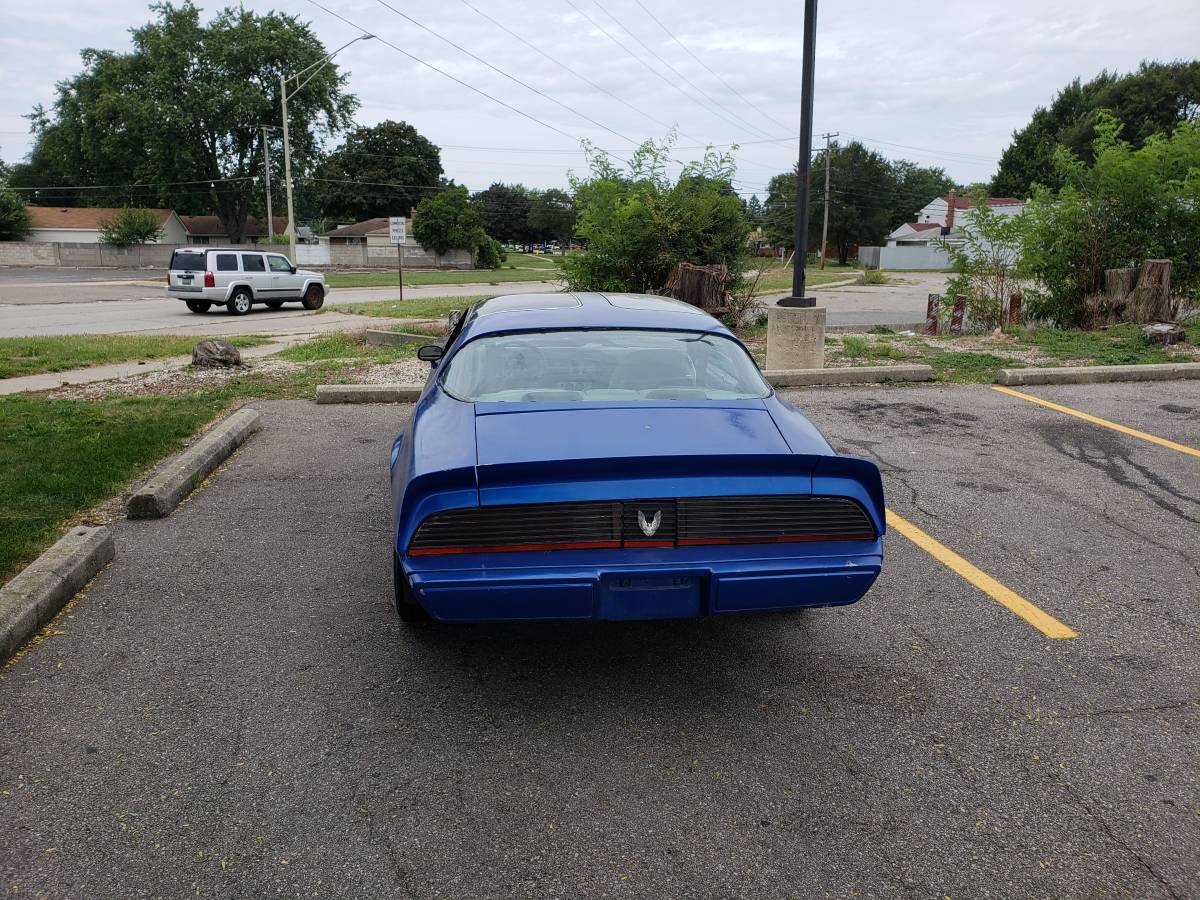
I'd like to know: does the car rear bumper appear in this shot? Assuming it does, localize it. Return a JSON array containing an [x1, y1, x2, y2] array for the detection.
[[403, 542, 882, 622]]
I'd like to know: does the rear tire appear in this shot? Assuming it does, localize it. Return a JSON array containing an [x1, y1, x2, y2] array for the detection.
[[265, 300, 285, 310], [301, 284, 324, 310], [394, 551, 432, 625], [185, 300, 211, 314], [227, 288, 252, 316]]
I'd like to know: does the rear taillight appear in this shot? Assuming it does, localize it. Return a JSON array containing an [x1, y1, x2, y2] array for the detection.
[[407, 496, 877, 557], [204, 271, 215, 288]]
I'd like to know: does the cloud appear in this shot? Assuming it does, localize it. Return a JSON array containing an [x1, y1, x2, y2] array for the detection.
[[2, 0, 1197, 196]]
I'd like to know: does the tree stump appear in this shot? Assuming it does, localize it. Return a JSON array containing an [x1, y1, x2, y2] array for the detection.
[[1126, 259, 1174, 323], [1104, 267, 1138, 304], [654, 262, 731, 314], [192, 339, 242, 368]]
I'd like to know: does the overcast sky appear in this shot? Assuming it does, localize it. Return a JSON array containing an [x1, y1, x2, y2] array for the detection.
[[2, 0, 1198, 198]]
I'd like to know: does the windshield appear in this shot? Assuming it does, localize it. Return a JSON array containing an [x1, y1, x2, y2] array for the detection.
[[440, 329, 770, 402]]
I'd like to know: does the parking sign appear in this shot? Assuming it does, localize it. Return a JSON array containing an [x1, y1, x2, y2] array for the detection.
[[388, 217, 406, 244]]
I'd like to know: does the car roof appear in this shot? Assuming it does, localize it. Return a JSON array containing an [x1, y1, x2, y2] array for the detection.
[[172, 247, 276, 254], [459, 292, 732, 341]]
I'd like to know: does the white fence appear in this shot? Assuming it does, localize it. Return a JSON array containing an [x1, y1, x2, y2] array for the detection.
[[860, 245, 952, 271]]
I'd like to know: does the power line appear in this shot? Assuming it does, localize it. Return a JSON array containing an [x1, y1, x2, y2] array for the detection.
[[457, 0, 678, 138], [300, 0, 632, 167], [587, 0, 776, 142], [370, 0, 644, 151], [626, 0, 794, 134], [563, 0, 768, 142]]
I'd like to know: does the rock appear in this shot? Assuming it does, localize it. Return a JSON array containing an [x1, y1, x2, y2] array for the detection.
[[192, 339, 243, 368], [1143, 323, 1186, 346]]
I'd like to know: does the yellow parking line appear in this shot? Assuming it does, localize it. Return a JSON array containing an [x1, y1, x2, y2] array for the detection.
[[886, 508, 1078, 640], [992, 385, 1200, 459]]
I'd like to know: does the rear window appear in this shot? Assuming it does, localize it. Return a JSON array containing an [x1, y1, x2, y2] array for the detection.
[[440, 329, 770, 402], [215, 254, 238, 272], [169, 251, 206, 272], [241, 254, 265, 272]]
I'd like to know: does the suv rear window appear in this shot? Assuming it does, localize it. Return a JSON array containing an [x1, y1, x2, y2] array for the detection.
[[241, 254, 265, 272], [215, 254, 238, 272], [169, 251, 206, 272]]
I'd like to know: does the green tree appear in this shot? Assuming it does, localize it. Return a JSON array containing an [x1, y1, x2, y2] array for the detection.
[[0, 188, 31, 241], [315, 120, 441, 221], [412, 186, 485, 256], [745, 194, 764, 228], [1022, 113, 1200, 325], [992, 62, 1200, 197], [472, 182, 531, 245], [526, 188, 576, 252], [562, 138, 749, 292], [8, 2, 357, 242], [98, 208, 165, 246], [762, 170, 796, 251], [889, 160, 956, 228]]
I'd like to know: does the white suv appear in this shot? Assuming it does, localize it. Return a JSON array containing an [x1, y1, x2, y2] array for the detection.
[[166, 247, 328, 315]]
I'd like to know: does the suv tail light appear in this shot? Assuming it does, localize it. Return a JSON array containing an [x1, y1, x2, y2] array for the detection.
[[204, 271, 215, 288]]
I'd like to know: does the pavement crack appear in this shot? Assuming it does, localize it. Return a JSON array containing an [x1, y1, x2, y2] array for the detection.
[[1062, 782, 1184, 900]]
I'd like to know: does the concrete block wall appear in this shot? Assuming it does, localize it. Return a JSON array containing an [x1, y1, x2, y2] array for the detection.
[[0, 241, 60, 265]]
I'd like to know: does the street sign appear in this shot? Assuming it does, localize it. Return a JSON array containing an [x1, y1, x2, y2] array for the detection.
[[388, 216, 406, 244]]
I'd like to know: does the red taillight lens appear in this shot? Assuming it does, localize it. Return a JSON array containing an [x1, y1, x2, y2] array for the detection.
[[204, 271, 215, 288]]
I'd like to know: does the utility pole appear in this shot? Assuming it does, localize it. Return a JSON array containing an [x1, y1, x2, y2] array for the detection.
[[818, 131, 838, 270], [785, 0, 819, 306], [261, 125, 276, 244]]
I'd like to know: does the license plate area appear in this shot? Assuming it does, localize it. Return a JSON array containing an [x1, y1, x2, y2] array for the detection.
[[600, 573, 703, 619]]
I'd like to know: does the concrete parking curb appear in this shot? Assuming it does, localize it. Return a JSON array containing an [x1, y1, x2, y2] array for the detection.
[[766, 365, 933, 386], [365, 330, 440, 347], [126, 408, 261, 519], [996, 362, 1200, 386], [315, 384, 424, 404], [0, 526, 114, 661]]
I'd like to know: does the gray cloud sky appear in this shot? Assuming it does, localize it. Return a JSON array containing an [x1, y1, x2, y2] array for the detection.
[[2, 0, 1197, 197]]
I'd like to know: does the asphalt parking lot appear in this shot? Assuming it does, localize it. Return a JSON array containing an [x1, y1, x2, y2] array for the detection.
[[1, 382, 1197, 898]]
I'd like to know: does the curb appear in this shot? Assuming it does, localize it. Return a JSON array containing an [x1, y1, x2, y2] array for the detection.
[[126, 408, 261, 519], [996, 362, 1200, 386], [1, 526, 114, 661], [315, 384, 424, 404], [826, 322, 927, 334], [766, 365, 933, 387], [365, 330, 441, 347]]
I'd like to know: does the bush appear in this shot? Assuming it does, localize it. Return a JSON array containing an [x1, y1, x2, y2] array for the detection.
[[0, 189, 31, 241], [861, 269, 888, 285], [935, 193, 1027, 331], [413, 187, 484, 256], [562, 138, 750, 292], [475, 235, 504, 269], [1022, 114, 1200, 325], [98, 208, 164, 246]]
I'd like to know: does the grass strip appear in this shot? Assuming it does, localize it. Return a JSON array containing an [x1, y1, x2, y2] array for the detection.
[[0, 334, 268, 380]]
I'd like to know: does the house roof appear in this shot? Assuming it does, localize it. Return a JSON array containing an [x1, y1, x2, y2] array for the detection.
[[179, 215, 287, 237], [323, 218, 392, 238], [949, 197, 1022, 209], [25, 206, 174, 230], [909, 222, 941, 232]]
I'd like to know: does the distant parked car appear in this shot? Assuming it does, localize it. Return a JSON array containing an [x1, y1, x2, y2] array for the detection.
[[388, 291, 886, 624], [166, 247, 327, 315]]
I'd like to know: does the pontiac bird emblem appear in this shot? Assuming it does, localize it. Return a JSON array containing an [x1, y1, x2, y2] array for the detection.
[[637, 509, 662, 537]]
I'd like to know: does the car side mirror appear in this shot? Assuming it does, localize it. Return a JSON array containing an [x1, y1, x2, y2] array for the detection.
[[289, 265, 297, 274], [417, 345, 444, 365]]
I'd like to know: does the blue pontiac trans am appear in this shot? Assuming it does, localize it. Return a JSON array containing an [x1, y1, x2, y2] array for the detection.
[[389, 292, 885, 624]]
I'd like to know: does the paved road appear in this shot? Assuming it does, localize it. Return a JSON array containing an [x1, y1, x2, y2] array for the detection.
[[1, 382, 1196, 897], [0, 267, 940, 336], [0, 282, 562, 338]]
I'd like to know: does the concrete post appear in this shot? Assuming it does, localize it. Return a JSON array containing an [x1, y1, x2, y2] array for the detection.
[[766, 304, 826, 370]]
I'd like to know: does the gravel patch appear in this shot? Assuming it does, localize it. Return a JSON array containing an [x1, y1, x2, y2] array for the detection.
[[341, 357, 430, 384], [46, 357, 305, 400]]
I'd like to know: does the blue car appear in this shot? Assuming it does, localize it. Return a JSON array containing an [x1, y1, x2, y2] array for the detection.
[[389, 292, 885, 624]]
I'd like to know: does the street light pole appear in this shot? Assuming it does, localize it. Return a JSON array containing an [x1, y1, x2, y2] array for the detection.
[[261, 125, 275, 245], [279, 34, 374, 264], [787, 0, 819, 305], [280, 73, 295, 262]]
